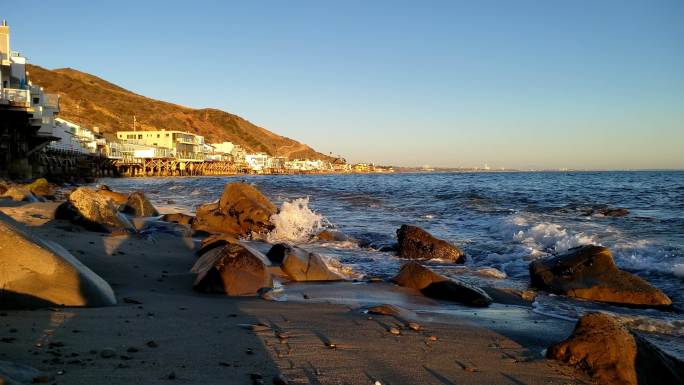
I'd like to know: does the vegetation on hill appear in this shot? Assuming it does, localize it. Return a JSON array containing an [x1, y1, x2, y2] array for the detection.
[[27, 65, 331, 160]]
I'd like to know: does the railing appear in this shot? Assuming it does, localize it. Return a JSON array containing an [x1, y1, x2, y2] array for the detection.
[[0, 88, 30, 107]]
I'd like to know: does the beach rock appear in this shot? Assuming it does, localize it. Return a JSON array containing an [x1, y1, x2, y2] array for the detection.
[[268, 244, 342, 281], [547, 312, 637, 385], [0, 183, 7, 196], [595, 208, 629, 217], [120, 192, 159, 217], [366, 304, 417, 321], [0, 186, 37, 202], [160, 213, 195, 226], [391, 262, 492, 307], [529, 245, 672, 308], [96, 185, 128, 205], [396, 225, 464, 262], [56, 187, 135, 233], [0, 213, 117, 308], [315, 230, 350, 242], [475, 267, 507, 279], [192, 183, 277, 237], [197, 233, 239, 256], [25, 178, 54, 199], [192, 242, 273, 296]]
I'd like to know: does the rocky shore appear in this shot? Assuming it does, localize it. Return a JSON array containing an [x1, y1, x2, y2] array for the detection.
[[0, 180, 681, 384]]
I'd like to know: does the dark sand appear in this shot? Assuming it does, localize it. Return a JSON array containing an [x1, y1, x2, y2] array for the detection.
[[0, 202, 592, 384]]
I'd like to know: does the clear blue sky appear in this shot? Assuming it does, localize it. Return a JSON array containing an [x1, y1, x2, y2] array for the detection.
[[3, 0, 683, 169]]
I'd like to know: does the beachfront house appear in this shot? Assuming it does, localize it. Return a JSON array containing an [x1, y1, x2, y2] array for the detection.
[[115, 129, 206, 161]]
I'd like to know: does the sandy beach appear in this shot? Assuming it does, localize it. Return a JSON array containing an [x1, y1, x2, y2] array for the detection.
[[0, 199, 595, 385]]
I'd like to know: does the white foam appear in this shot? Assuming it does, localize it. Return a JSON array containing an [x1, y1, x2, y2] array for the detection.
[[267, 197, 326, 243], [494, 215, 596, 256]]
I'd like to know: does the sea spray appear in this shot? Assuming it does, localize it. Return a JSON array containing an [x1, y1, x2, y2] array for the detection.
[[267, 197, 326, 243]]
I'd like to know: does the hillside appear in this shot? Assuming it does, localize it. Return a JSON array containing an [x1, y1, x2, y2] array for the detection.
[[27, 65, 330, 160]]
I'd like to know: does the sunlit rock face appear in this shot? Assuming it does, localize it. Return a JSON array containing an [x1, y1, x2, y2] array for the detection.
[[0, 213, 117, 308]]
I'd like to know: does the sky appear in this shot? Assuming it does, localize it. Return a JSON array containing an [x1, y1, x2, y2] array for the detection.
[[3, 0, 683, 169]]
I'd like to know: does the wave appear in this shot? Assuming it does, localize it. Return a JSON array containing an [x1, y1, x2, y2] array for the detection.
[[267, 197, 327, 243], [493, 215, 595, 257]]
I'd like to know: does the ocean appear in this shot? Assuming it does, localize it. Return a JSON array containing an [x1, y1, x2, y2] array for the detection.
[[95, 171, 684, 354]]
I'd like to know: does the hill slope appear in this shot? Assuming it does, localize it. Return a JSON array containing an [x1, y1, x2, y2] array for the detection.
[[27, 65, 330, 160]]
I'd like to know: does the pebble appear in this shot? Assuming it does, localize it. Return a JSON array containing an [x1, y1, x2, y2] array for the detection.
[[427, 335, 438, 342], [388, 327, 401, 335], [126, 347, 139, 353], [100, 348, 116, 358], [408, 322, 421, 331], [167, 371, 176, 380], [146, 340, 159, 348]]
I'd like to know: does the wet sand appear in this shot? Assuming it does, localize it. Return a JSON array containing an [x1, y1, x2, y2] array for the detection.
[[0, 201, 591, 384]]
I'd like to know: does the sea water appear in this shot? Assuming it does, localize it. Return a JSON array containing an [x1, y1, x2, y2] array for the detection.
[[96, 171, 684, 355]]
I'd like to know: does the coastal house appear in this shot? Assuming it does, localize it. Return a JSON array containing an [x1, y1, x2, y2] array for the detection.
[[115, 129, 206, 161], [48, 118, 99, 154], [245, 152, 270, 171]]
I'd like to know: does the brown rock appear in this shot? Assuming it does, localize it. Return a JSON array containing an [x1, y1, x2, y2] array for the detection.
[[595, 208, 629, 217], [197, 233, 239, 256], [55, 187, 135, 233], [529, 245, 671, 308], [396, 225, 464, 262], [0, 183, 7, 195], [192, 183, 276, 237], [192, 242, 273, 296], [391, 262, 492, 307], [547, 312, 637, 385], [315, 230, 350, 242], [634, 333, 684, 385], [268, 244, 342, 281], [0, 213, 117, 308], [121, 192, 159, 217], [160, 213, 195, 226]]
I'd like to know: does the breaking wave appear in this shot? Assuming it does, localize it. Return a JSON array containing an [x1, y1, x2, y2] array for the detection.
[[494, 215, 596, 257], [267, 197, 327, 243]]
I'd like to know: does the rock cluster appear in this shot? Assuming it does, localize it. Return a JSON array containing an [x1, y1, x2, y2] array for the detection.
[[0, 178, 56, 202], [529, 245, 672, 308]]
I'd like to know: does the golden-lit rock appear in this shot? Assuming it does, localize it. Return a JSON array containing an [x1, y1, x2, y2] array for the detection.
[[0, 213, 116, 308], [396, 225, 464, 262], [530, 245, 671, 308], [547, 312, 637, 385]]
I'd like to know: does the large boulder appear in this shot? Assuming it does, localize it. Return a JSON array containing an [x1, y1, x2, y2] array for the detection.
[[547, 312, 637, 385], [55, 187, 135, 233], [192, 242, 273, 296], [396, 225, 464, 262], [529, 245, 672, 308], [391, 262, 492, 307], [121, 191, 159, 217], [267, 243, 342, 281], [192, 182, 277, 237], [0, 214, 117, 308]]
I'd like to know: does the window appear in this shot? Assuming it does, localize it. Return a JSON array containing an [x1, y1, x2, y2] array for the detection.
[[157, 134, 160, 138], [33, 97, 40, 104], [138, 134, 143, 139]]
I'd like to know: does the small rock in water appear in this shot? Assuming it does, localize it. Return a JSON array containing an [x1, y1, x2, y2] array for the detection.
[[167, 371, 176, 380], [146, 340, 159, 348], [389, 327, 401, 335], [126, 346, 139, 353], [475, 267, 507, 279], [408, 322, 421, 331], [100, 348, 116, 358]]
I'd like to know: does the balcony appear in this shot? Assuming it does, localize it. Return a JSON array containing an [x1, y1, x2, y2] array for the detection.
[[0, 88, 30, 107], [43, 93, 59, 109]]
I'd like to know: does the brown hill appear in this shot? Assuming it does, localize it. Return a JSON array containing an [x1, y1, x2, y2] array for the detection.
[[27, 65, 330, 160]]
